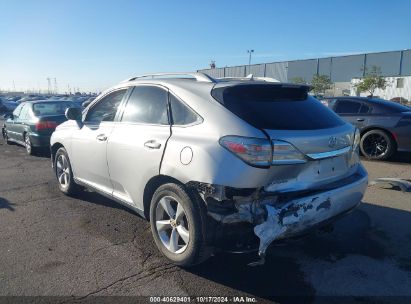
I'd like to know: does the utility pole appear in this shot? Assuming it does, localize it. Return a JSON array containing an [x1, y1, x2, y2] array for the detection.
[[46, 77, 51, 94], [53, 78, 58, 95], [12, 81, 16, 92], [247, 49, 254, 67]]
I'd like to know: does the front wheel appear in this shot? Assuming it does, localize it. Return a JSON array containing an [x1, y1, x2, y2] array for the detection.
[[360, 129, 395, 160], [2, 127, 11, 144], [54, 147, 80, 195], [150, 183, 211, 267]]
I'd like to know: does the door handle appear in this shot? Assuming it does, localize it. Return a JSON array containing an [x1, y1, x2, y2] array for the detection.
[[357, 118, 365, 122], [96, 134, 108, 141], [144, 140, 161, 149]]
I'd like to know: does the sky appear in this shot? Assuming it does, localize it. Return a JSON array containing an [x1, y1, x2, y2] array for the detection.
[[0, 0, 410, 93]]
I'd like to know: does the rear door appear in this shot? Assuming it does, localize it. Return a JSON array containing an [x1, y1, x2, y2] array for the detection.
[[70, 89, 128, 195], [334, 99, 369, 129], [107, 85, 171, 210]]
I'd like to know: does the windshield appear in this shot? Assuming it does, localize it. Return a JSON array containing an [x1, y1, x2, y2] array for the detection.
[[32, 102, 79, 116]]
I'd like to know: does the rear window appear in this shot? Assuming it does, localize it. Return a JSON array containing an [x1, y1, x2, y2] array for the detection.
[[33, 102, 79, 116], [211, 84, 345, 130], [370, 99, 411, 113]]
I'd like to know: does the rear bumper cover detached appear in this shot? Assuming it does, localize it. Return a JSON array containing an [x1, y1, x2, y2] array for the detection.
[[207, 164, 368, 259]]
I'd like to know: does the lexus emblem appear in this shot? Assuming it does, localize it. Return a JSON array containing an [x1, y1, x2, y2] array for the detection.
[[328, 136, 338, 148]]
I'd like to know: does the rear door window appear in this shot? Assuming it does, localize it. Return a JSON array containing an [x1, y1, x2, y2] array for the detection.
[[121, 86, 169, 125], [12, 103, 24, 117], [211, 84, 344, 130], [18, 103, 30, 120], [335, 100, 362, 114]]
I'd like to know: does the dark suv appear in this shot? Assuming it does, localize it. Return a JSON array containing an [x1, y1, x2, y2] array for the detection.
[[325, 97, 411, 160]]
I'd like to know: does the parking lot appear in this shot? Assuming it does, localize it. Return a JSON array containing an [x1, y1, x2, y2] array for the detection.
[[0, 126, 410, 302]]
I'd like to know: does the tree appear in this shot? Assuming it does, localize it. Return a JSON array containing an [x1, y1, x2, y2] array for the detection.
[[311, 74, 332, 95], [290, 77, 307, 84], [355, 66, 388, 97]]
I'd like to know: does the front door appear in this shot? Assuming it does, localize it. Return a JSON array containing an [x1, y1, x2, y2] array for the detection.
[[6, 103, 24, 142], [70, 89, 128, 195]]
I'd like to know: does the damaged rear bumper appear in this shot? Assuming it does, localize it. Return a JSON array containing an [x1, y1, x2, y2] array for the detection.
[[254, 164, 368, 256], [206, 164, 368, 257]]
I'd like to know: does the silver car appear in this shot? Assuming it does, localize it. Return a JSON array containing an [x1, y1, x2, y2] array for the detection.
[[50, 73, 368, 266]]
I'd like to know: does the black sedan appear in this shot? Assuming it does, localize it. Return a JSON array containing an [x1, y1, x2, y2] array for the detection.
[[325, 97, 411, 160], [2, 100, 80, 155]]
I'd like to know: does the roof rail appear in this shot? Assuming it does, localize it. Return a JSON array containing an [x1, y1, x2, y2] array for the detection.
[[123, 72, 216, 83], [216, 74, 280, 83]]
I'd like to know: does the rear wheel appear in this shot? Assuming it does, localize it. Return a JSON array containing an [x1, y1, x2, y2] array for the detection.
[[24, 133, 35, 155], [360, 129, 395, 160], [150, 183, 211, 267], [54, 147, 80, 195]]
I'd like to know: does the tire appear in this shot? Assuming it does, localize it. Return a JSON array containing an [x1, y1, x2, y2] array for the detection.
[[54, 147, 80, 196], [360, 129, 395, 160], [2, 127, 11, 145], [24, 133, 37, 155], [149, 183, 211, 267]]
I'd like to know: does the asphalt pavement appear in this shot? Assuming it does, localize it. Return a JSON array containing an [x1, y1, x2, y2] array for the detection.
[[0, 133, 411, 303]]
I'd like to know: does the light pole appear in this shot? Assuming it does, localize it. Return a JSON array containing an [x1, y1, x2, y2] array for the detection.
[[247, 49, 254, 66]]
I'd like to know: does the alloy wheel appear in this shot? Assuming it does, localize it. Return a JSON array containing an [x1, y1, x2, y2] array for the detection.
[[155, 196, 190, 254], [362, 133, 388, 157], [56, 154, 70, 187], [2, 129, 7, 140], [25, 135, 32, 154]]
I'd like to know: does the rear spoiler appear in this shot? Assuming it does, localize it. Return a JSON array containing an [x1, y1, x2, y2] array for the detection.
[[212, 81, 311, 92], [211, 82, 311, 104]]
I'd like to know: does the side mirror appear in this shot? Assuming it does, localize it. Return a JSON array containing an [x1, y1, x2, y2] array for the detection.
[[3, 113, 12, 119], [65, 107, 82, 121]]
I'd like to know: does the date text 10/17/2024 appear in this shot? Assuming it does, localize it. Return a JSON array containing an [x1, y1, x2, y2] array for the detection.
[[149, 296, 258, 303]]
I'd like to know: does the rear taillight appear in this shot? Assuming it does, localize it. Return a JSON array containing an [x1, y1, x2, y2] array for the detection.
[[352, 128, 361, 152], [272, 140, 307, 164], [219, 136, 309, 167], [219, 136, 272, 167], [35, 121, 58, 131]]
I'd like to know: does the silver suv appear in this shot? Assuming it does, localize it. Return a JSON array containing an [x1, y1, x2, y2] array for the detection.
[[50, 73, 368, 266]]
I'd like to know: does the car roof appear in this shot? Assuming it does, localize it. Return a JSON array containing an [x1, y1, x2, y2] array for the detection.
[[114, 74, 310, 100], [326, 96, 411, 111]]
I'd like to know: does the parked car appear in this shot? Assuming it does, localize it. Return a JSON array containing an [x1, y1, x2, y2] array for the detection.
[[325, 97, 411, 160], [50, 73, 368, 266], [15, 96, 44, 104], [0, 99, 18, 115], [81, 97, 95, 108], [2, 100, 81, 154]]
